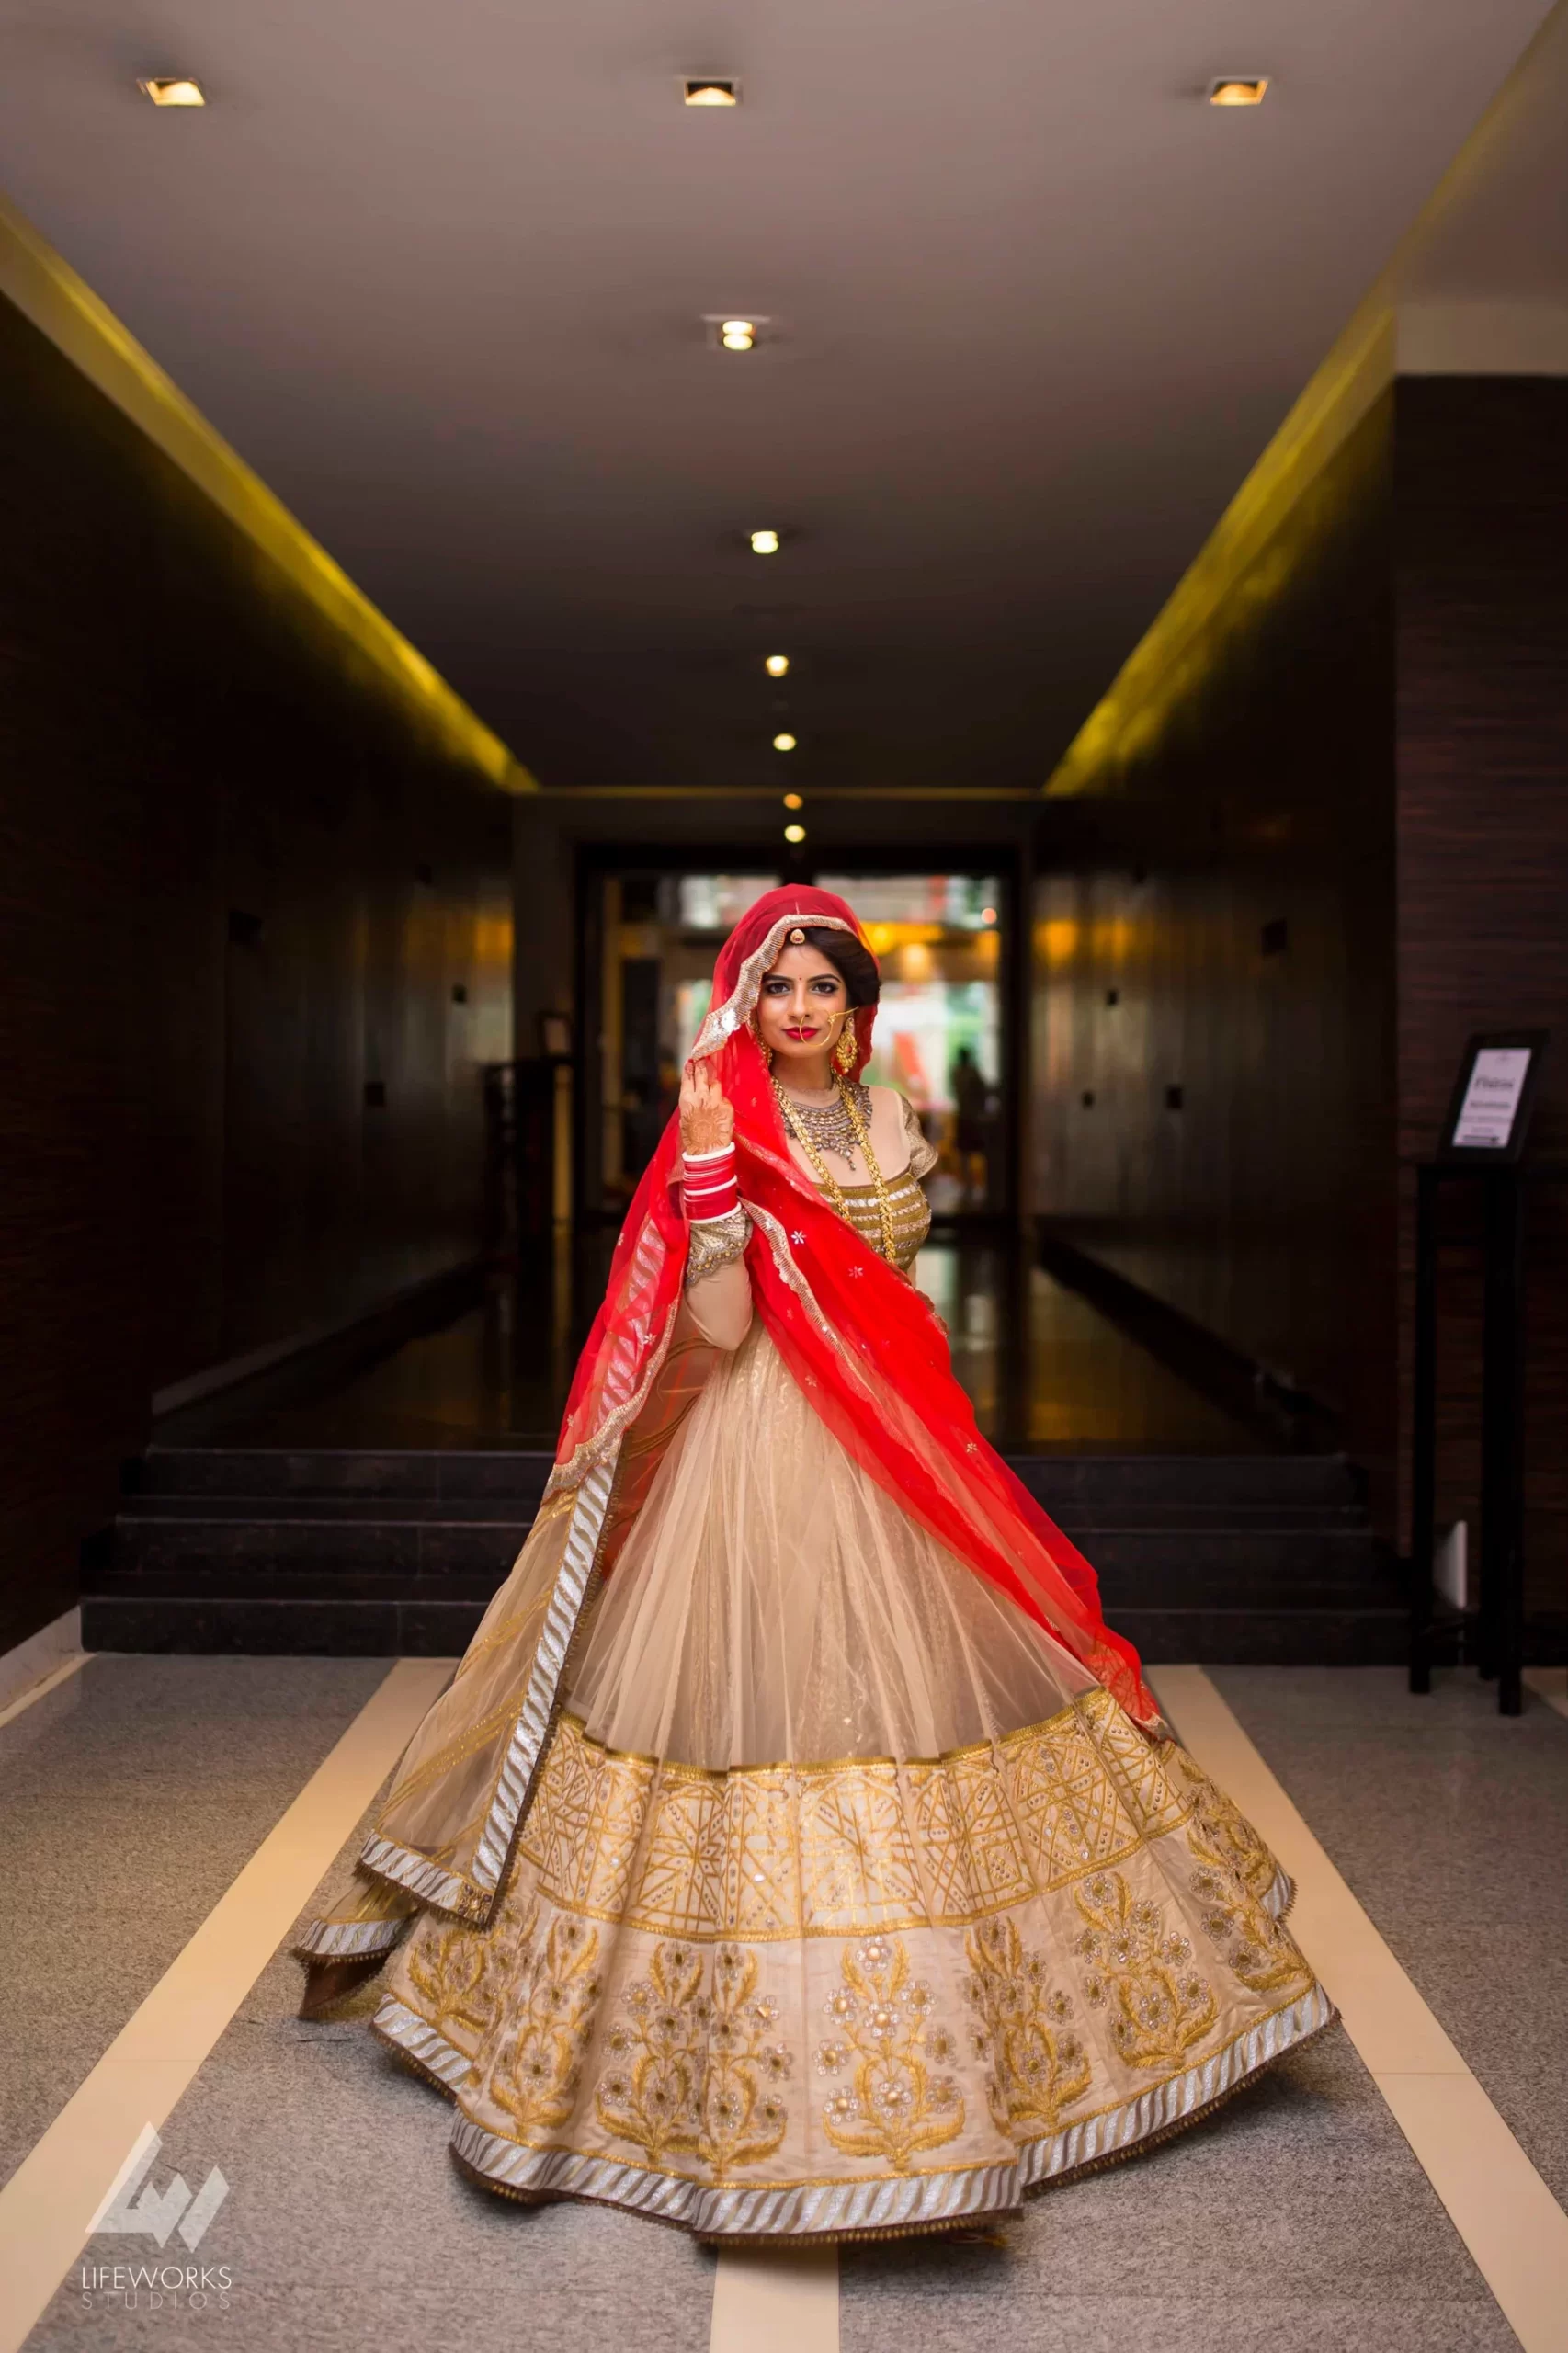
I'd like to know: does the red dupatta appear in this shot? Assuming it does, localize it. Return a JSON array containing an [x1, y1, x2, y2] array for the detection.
[[551, 885, 1159, 1730]]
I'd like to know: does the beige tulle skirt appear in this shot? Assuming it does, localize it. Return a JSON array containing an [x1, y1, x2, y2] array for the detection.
[[308, 1315, 1334, 2241], [567, 1308, 1105, 1765]]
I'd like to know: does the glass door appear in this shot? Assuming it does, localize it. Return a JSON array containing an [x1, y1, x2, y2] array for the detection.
[[589, 870, 780, 1214], [813, 870, 1006, 1214]]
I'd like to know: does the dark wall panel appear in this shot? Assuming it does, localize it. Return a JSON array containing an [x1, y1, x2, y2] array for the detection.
[[1032, 395, 1400, 1495], [1396, 376, 1568, 1611], [0, 294, 512, 1656]]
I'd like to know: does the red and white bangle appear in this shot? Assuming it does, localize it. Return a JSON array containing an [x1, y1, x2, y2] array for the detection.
[[681, 1142, 739, 1222]]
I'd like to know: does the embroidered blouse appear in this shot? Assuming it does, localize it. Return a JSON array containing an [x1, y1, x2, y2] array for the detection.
[[821, 1096, 938, 1271], [685, 1092, 938, 1283]]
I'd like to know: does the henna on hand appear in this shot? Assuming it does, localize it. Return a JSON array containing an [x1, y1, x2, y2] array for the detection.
[[679, 1057, 734, 1154]]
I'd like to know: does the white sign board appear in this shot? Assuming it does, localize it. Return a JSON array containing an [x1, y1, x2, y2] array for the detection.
[[1451, 1047, 1533, 1150]]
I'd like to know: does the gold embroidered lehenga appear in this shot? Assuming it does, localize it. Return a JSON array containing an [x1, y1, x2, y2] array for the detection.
[[291, 891, 1333, 2243]]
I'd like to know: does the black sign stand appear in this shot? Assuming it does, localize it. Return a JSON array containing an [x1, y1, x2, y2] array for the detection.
[[1409, 1028, 1548, 1717], [1408, 1163, 1528, 1714]]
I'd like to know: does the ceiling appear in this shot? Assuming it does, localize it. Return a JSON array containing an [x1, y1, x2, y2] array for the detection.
[[1398, 0, 1568, 309], [0, 0, 1561, 796]]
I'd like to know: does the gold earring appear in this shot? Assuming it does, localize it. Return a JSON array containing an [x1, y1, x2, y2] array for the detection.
[[749, 1011, 774, 1068], [834, 1017, 858, 1074]]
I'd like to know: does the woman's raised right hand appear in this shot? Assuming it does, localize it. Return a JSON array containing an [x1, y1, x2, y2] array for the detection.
[[679, 1058, 733, 1154]]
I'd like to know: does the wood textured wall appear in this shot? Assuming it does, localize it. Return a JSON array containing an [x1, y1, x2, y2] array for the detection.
[[1396, 376, 1568, 1611], [1033, 376, 1568, 1613], [0, 294, 513, 1658], [1032, 396, 1401, 1494]]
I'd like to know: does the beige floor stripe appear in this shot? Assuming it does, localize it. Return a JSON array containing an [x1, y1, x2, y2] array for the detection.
[[0, 1648, 89, 1733], [0, 1655, 453, 2353], [710, 2248, 839, 2353], [1151, 1665, 1568, 2353]]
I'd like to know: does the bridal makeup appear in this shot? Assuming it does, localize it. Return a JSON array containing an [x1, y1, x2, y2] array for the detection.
[[755, 944, 849, 1082]]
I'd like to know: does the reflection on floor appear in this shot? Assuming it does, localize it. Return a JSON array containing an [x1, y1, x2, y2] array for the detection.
[[916, 1244, 1264, 1453], [161, 1235, 1266, 1456], [3, 1662, 1565, 2349]]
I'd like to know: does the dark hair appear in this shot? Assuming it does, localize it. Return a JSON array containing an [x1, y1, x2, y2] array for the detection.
[[799, 925, 881, 1011]]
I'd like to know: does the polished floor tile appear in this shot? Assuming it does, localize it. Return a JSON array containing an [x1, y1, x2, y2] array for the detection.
[[841, 2030, 1512, 2352], [1210, 1666, 1568, 2212], [0, 1656, 391, 2195], [3, 1656, 1564, 2349], [162, 1241, 1265, 1457]]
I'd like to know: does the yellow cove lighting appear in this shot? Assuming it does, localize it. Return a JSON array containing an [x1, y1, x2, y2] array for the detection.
[[140, 76, 206, 105], [750, 529, 780, 555], [765, 654, 790, 677], [1208, 77, 1267, 105], [784, 824, 807, 844], [685, 79, 739, 106], [773, 732, 797, 752]]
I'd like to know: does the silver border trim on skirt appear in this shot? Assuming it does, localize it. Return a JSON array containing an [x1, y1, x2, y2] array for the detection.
[[290, 1914, 412, 1961], [371, 1982, 1334, 2240], [342, 1450, 619, 1924]]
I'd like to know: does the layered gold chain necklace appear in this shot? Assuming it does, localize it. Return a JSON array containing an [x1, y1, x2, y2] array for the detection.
[[771, 1073, 899, 1264]]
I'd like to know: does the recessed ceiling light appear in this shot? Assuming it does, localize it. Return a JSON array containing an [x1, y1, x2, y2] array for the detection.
[[784, 824, 806, 845], [773, 733, 797, 752], [750, 529, 780, 556], [783, 792, 803, 811], [765, 654, 790, 677], [684, 77, 739, 107], [704, 313, 771, 354], [1208, 76, 1267, 105], [139, 75, 206, 106]]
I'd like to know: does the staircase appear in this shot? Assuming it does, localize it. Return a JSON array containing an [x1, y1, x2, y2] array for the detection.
[[83, 1446, 1403, 1664], [1007, 1453, 1403, 1664]]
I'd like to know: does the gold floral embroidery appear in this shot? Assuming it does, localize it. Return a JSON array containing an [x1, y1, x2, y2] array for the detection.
[[1171, 1750, 1279, 1909], [403, 1918, 493, 2051], [1187, 1829, 1316, 1998], [962, 1915, 1093, 2135], [596, 1940, 792, 2176], [814, 1936, 965, 2171], [484, 1902, 603, 2134], [1074, 1870, 1217, 2070]]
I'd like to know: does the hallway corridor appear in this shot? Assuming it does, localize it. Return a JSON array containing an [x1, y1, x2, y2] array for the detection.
[[6, 0, 1568, 2345], [2, 1655, 1565, 2348]]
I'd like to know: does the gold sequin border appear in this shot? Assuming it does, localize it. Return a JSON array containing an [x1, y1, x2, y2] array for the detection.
[[513, 1688, 1201, 1942]]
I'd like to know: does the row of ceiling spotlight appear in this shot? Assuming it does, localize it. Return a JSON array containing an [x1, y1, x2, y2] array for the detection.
[[697, 68, 1275, 847], [131, 51, 1262, 864], [758, 649, 806, 841], [135, 70, 1269, 110]]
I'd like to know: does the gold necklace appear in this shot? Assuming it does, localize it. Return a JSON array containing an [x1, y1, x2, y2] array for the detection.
[[772, 1074, 898, 1264]]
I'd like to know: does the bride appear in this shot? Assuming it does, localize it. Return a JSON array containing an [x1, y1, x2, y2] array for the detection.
[[291, 884, 1332, 2242]]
